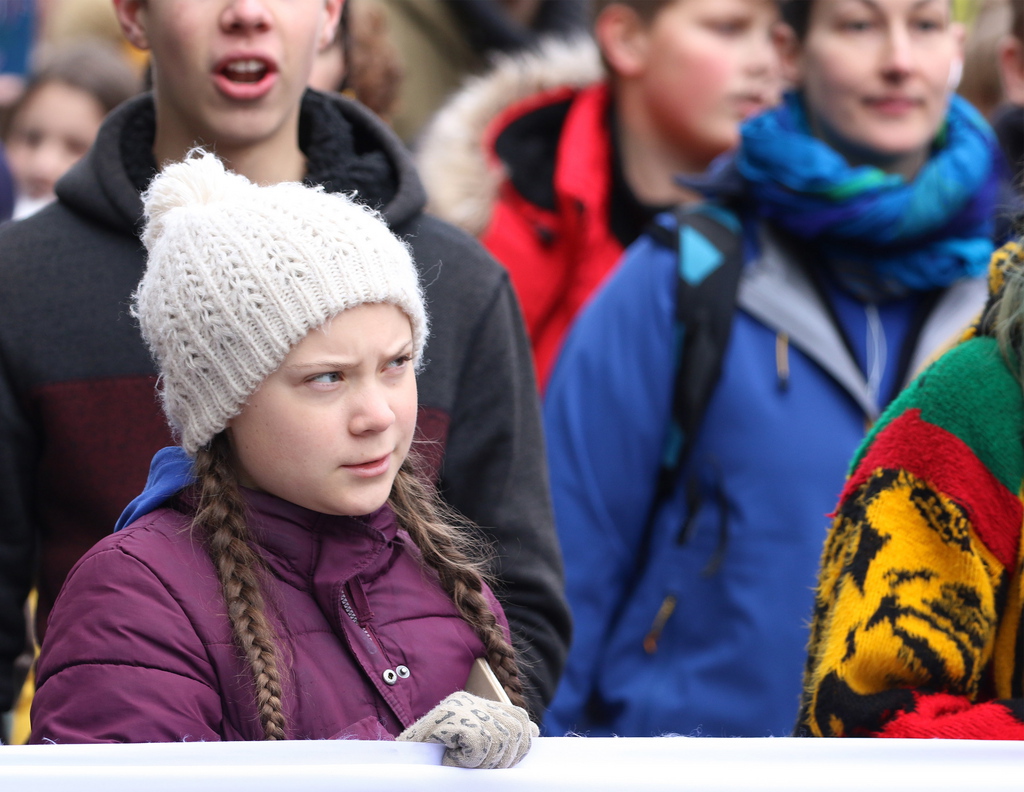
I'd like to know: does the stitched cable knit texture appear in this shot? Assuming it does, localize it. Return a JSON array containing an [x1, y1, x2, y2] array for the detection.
[[133, 151, 428, 455]]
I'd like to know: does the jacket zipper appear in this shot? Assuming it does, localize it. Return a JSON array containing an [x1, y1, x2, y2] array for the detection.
[[338, 585, 379, 657]]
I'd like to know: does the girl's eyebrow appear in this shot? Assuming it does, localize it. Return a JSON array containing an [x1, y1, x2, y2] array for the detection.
[[283, 340, 414, 372], [284, 359, 358, 372]]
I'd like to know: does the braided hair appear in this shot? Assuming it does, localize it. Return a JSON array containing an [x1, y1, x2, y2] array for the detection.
[[388, 457, 526, 709], [191, 434, 287, 741], [188, 436, 526, 739]]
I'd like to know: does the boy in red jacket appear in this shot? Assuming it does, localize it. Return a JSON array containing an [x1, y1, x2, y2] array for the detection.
[[417, 0, 782, 386]]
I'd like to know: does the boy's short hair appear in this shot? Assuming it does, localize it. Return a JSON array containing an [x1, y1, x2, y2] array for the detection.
[[591, 0, 679, 76], [592, 0, 677, 25]]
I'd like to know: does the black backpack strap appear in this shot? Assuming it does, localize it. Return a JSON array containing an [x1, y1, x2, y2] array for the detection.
[[651, 204, 744, 508], [587, 204, 746, 718]]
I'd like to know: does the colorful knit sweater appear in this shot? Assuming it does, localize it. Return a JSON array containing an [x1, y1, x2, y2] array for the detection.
[[796, 244, 1024, 739]]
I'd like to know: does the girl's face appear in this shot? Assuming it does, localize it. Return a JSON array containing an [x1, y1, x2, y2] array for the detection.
[[782, 0, 963, 178], [227, 302, 417, 517], [631, 0, 783, 169], [4, 80, 106, 202]]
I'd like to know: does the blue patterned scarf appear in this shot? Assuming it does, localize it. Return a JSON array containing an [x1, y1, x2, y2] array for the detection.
[[737, 92, 1001, 300]]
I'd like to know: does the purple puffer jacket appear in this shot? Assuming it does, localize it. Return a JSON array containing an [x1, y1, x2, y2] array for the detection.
[[30, 489, 507, 743]]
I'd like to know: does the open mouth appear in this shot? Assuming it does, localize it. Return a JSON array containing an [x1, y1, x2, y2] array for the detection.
[[212, 55, 278, 100], [221, 58, 269, 84]]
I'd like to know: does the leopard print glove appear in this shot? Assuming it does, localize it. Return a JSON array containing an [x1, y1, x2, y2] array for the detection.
[[398, 691, 538, 769]]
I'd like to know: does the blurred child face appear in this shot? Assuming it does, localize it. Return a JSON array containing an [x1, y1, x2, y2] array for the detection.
[[782, 0, 963, 178], [632, 0, 782, 168], [114, 0, 341, 160], [4, 80, 105, 203], [227, 303, 417, 517]]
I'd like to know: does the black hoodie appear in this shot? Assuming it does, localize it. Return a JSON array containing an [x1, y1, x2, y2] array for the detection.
[[0, 90, 569, 718]]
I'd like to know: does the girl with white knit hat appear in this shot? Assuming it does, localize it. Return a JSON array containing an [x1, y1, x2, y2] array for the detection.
[[27, 151, 537, 766]]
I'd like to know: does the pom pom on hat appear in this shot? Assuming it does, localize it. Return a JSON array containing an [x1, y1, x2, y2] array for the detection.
[[133, 151, 427, 456]]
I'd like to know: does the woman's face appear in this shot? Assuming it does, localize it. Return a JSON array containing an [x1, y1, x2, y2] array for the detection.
[[783, 0, 963, 178], [227, 303, 418, 517]]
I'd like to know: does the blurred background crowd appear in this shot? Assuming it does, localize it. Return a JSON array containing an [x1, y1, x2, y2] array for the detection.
[[1, 0, 1023, 747]]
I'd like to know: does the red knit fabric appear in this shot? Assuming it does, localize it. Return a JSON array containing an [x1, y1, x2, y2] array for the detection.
[[843, 409, 1021, 569], [877, 692, 1024, 739]]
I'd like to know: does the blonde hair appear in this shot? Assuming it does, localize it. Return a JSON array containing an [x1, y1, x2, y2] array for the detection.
[[189, 435, 524, 740], [992, 240, 1024, 383]]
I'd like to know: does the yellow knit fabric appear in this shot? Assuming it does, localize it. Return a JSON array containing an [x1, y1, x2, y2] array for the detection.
[[799, 329, 1024, 738], [801, 470, 1021, 736]]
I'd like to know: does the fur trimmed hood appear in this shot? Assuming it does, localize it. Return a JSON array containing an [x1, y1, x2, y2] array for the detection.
[[415, 35, 602, 236]]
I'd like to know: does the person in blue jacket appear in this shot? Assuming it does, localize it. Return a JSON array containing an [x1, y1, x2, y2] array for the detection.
[[543, 0, 1004, 739]]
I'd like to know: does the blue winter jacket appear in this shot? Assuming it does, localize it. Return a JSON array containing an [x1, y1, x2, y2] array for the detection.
[[542, 214, 987, 738]]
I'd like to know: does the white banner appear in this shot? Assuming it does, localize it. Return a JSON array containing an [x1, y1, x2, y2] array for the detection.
[[1, 736, 1021, 790]]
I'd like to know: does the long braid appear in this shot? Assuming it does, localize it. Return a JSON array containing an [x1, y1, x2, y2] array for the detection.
[[388, 459, 527, 710], [192, 434, 287, 740]]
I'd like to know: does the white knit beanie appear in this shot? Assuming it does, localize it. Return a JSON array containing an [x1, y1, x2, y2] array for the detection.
[[133, 151, 428, 456]]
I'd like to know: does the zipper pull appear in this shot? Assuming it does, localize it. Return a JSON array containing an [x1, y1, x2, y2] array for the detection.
[[643, 595, 678, 655], [775, 332, 789, 392], [346, 579, 374, 627], [337, 584, 379, 656]]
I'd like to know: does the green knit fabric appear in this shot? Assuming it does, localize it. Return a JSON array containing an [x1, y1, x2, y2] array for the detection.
[[850, 336, 1024, 493]]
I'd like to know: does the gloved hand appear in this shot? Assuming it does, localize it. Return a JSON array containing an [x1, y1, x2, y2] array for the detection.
[[398, 691, 538, 769]]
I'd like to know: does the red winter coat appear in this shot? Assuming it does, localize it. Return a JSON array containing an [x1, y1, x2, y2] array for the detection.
[[481, 82, 624, 387], [416, 39, 632, 388], [30, 489, 506, 743]]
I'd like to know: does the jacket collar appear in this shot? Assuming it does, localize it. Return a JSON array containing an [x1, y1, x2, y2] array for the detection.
[[242, 488, 400, 588], [739, 226, 987, 419]]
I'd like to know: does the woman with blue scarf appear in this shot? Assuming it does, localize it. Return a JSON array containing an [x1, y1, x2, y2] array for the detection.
[[542, 0, 1003, 739]]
